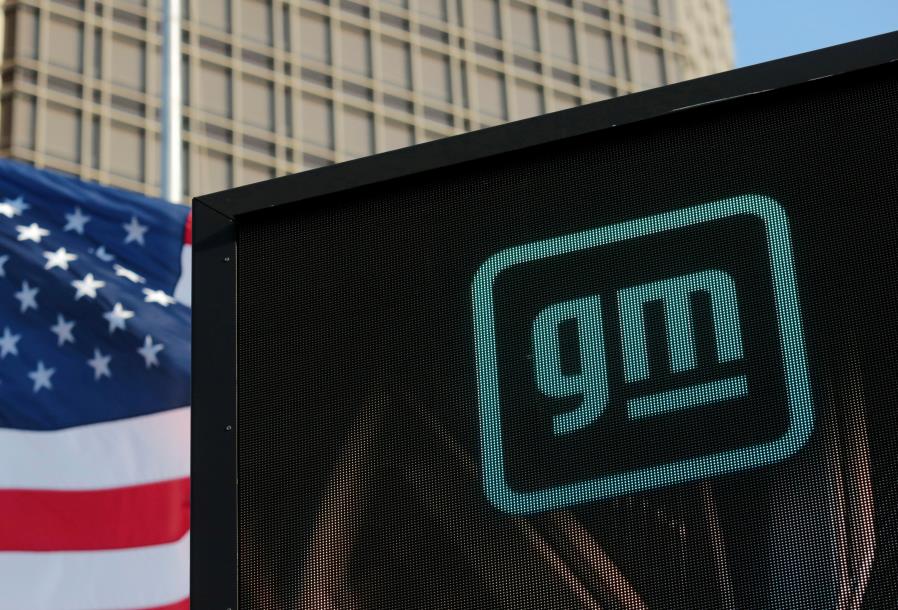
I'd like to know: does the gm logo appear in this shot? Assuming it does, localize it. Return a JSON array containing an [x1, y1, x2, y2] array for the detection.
[[472, 195, 814, 515]]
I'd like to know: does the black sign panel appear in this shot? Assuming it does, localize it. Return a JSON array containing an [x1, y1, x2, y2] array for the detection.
[[193, 34, 898, 610]]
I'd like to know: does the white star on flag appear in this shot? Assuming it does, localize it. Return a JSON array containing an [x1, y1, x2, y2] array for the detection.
[[0, 254, 8, 277], [43, 247, 78, 271], [115, 264, 145, 284], [94, 246, 115, 261], [63, 206, 91, 234], [50, 314, 76, 346], [137, 335, 165, 368], [103, 302, 134, 334], [0, 196, 28, 218], [14, 280, 39, 313], [72, 273, 106, 300], [28, 361, 55, 393], [87, 348, 112, 380], [123, 216, 148, 245], [143, 288, 176, 306], [16, 222, 50, 243], [0, 327, 20, 358]]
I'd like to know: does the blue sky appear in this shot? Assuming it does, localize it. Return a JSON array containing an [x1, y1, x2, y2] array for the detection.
[[730, 0, 898, 67]]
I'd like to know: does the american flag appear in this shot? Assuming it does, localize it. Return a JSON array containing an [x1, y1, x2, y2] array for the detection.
[[0, 159, 190, 610]]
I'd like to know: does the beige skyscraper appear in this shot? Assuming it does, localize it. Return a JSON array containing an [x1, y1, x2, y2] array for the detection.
[[0, 0, 732, 201]]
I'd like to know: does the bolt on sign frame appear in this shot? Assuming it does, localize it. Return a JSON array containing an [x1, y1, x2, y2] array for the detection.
[[193, 32, 898, 610]]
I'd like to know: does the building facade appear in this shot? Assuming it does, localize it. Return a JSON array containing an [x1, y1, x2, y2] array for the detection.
[[0, 0, 732, 201]]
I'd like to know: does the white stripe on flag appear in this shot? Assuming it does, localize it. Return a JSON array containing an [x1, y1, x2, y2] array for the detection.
[[174, 244, 192, 307], [0, 533, 189, 610], [0, 407, 189, 490]]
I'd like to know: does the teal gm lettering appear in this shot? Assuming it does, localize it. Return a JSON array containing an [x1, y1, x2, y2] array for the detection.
[[473, 195, 815, 515], [533, 269, 747, 434]]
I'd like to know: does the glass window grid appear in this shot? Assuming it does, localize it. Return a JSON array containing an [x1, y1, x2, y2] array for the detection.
[[0, 0, 730, 199]]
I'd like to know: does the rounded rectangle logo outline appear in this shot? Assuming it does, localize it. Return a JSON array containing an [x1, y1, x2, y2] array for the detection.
[[472, 194, 815, 515]]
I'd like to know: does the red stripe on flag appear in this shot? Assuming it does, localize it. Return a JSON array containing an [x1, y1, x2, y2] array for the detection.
[[137, 597, 190, 610], [0, 477, 189, 551], [183, 210, 192, 245]]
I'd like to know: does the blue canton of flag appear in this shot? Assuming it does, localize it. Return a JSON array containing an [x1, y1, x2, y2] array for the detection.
[[0, 160, 190, 430]]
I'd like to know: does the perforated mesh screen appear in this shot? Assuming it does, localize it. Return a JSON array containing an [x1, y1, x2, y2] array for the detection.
[[237, 64, 898, 608]]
